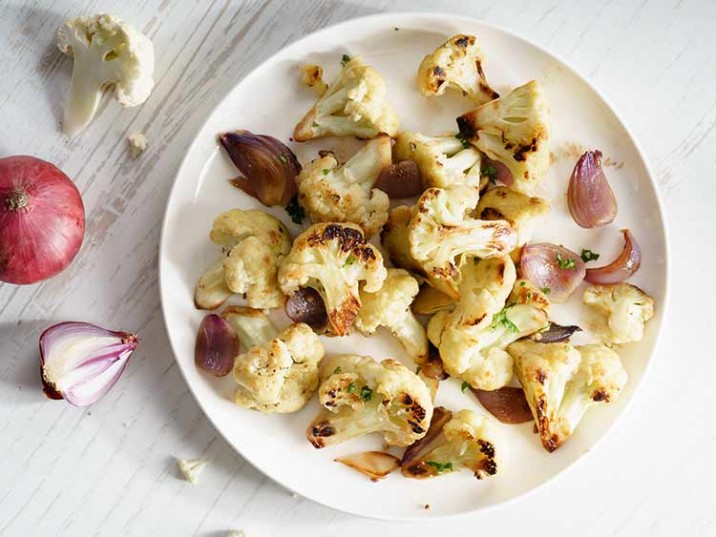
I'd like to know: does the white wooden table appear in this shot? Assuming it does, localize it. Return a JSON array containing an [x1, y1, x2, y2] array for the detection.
[[1, 0, 714, 535]]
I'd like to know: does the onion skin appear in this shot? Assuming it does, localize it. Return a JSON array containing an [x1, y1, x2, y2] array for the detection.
[[472, 387, 533, 424], [520, 243, 586, 303], [375, 160, 423, 198], [401, 406, 452, 465], [530, 322, 582, 343], [195, 314, 239, 377], [0, 156, 85, 284], [285, 288, 328, 331], [585, 229, 641, 284], [567, 150, 617, 228], [219, 130, 300, 206]]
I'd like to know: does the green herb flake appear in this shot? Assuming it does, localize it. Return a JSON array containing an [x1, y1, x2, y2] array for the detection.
[[416, 366, 422, 374], [541, 287, 551, 295], [312, 121, 319, 128], [360, 385, 373, 402], [347, 382, 356, 393], [580, 249, 600, 262], [278, 152, 288, 164], [322, 168, 330, 176], [341, 54, 351, 67], [344, 254, 356, 267], [455, 132, 470, 149], [460, 381, 469, 393], [556, 253, 576, 270], [426, 461, 454, 473], [520, 281, 526, 287], [481, 163, 498, 183], [285, 195, 305, 224], [491, 305, 519, 333], [394, 27, 399, 31], [333, 366, 343, 374]]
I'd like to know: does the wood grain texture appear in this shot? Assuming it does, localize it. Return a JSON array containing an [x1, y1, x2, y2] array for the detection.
[[0, 0, 714, 535]]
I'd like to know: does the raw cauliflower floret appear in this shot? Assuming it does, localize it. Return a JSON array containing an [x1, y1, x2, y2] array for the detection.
[[476, 186, 550, 246], [296, 135, 391, 237], [408, 186, 518, 299], [402, 409, 500, 480], [428, 258, 550, 390], [508, 340, 628, 452], [457, 81, 549, 194], [278, 223, 386, 336], [354, 268, 428, 363], [177, 457, 210, 484], [194, 209, 291, 310], [394, 132, 483, 190], [293, 56, 399, 141], [417, 34, 499, 105], [307, 355, 433, 448], [56, 14, 155, 136], [223, 307, 324, 413], [583, 283, 655, 344]]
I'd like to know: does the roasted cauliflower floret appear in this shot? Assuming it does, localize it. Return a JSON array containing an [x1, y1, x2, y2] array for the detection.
[[194, 209, 291, 310], [402, 409, 500, 479], [296, 135, 391, 237], [394, 132, 483, 190], [417, 34, 499, 105], [299, 63, 328, 95], [223, 307, 324, 414], [307, 355, 433, 448], [508, 340, 628, 452], [293, 56, 399, 141], [408, 186, 518, 299], [354, 269, 428, 363], [457, 80, 550, 194], [583, 283, 655, 344], [476, 186, 550, 246], [380, 205, 425, 277], [278, 223, 386, 336], [428, 258, 550, 390]]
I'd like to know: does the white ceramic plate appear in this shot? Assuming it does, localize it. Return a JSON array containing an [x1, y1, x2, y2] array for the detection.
[[159, 13, 668, 520]]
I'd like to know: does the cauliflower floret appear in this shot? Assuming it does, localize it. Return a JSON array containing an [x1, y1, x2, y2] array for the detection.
[[127, 132, 147, 159], [307, 355, 433, 448], [354, 268, 428, 363], [457, 81, 549, 194], [428, 258, 550, 390], [583, 283, 655, 344], [223, 307, 324, 413], [293, 56, 399, 141], [380, 205, 426, 277], [299, 63, 328, 95], [408, 186, 518, 299], [508, 340, 628, 452], [177, 457, 210, 484], [394, 132, 483, 190], [411, 285, 455, 315], [476, 186, 550, 246], [278, 223, 386, 336], [194, 209, 291, 310], [56, 14, 155, 136], [402, 409, 500, 479], [417, 34, 499, 105], [296, 135, 391, 237]]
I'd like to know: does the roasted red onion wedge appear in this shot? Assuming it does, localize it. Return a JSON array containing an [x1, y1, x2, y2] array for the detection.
[[335, 451, 401, 481], [285, 287, 328, 331], [585, 229, 641, 284], [520, 243, 586, 303], [195, 314, 239, 377], [530, 322, 582, 343], [401, 406, 453, 465], [418, 345, 449, 380], [485, 159, 513, 186], [472, 387, 533, 424], [375, 160, 423, 198], [567, 150, 617, 228], [219, 130, 300, 206]]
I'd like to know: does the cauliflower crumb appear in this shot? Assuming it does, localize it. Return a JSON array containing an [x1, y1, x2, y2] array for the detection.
[[127, 132, 148, 160], [177, 457, 210, 484]]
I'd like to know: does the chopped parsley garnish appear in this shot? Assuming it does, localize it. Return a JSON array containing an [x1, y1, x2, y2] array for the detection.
[[312, 121, 319, 128], [481, 163, 498, 183], [344, 254, 356, 266], [426, 461, 453, 473], [541, 287, 551, 295], [360, 385, 373, 402], [556, 253, 576, 269], [347, 382, 356, 393], [491, 305, 519, 333], [416, 366, 422, 374], [341, 54, 351, 67], [333, 366, 343, 374], [455, 132, 470, 149], [322, 168, 330, 175], [460, 381, 469, 393], [285, 195, 305, 224], [520, 281, 526, 287], [580, 249, 600, 262], [278, 152, 288, 164]]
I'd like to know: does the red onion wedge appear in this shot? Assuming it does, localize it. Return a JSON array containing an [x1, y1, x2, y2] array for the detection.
[[472, 387, 533, 424], [585, 229, 641, 284], [530, 322, 582, 343], [40, 322, 138, 407], [375, 160, 423, 199], [401, 406, 453, 465], [520, 243, 586, 303], [567, 150, 617, 228], [285, 287, 328, 331], [195, 314, 239, 377]]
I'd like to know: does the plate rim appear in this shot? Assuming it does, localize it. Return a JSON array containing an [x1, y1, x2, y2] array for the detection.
[[158, 11, 670, 521]]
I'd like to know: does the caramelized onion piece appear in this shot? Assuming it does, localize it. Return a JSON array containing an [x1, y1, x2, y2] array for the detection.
[[520, 243, 586, 303], [375, 160, 423, 198], [567, 150, 617, 228], [219, 130, 300, 206], [472, 387, 533, 424], [285, 288, 328, 331], [335, 451, 400, 481], [195, 314, 239, 377], [585, 229, 641, 284], [419, 345, 449, 380], [401, 406, 453, 465], [530, 322, 582, 343]]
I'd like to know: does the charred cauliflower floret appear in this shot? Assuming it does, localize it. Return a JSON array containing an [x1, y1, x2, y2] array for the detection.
[[394, 132, 483, 190], [508, 340, 628, 452], [417, 34, 499, 105], [296, 135, 391, 237], [380, 205, 425, 277], [402, 409, 500, 480], [307, 355, 433, 448], [428, 258, 550, 390], [457, 80, 550, 194], [194, 209, 290, 310], [223, 307, 324, 414], [354, 268, 428, 363], [278, 223, 386, 336], [299, 63, 328, 95], [476, 186, 550, 246], [583, 283, 655, 344], [293, 56, 399, 141], [408, 186, 518, 299]]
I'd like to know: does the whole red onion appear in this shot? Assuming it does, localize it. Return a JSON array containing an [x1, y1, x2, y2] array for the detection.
[[0, 156, 85, 284]]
